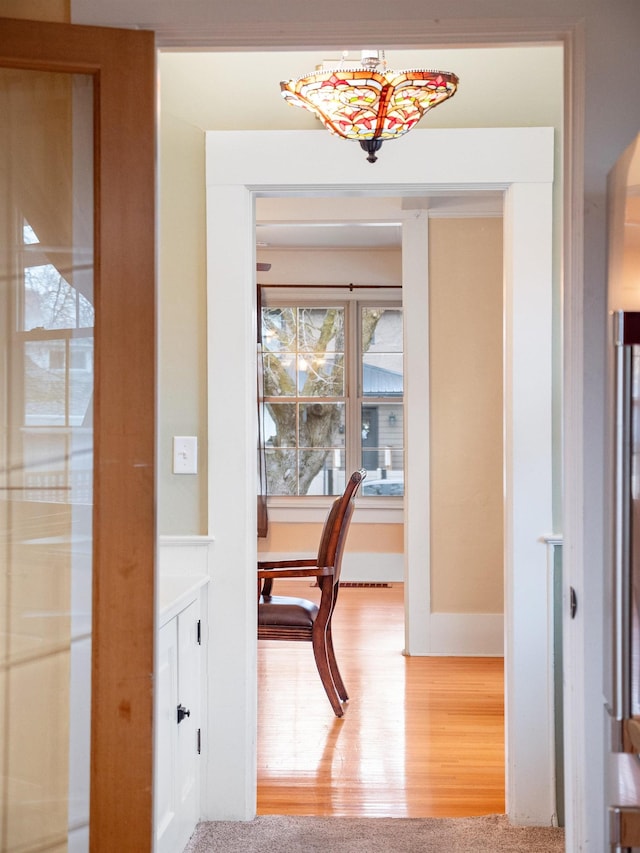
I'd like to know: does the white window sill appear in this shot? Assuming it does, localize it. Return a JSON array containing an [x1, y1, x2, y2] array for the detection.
[[266, 497, 404, 524]]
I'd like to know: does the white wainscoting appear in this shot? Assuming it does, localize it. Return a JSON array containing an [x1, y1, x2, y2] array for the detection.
[[158, 535, 214, 577]]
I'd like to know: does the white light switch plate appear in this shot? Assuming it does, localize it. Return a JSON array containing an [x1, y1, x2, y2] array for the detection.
[[173, 436, 198, 474]]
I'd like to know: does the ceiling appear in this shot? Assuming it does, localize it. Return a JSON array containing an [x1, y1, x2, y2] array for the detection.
[[255, 191, 504, 250], [256, 221, 403, 250]]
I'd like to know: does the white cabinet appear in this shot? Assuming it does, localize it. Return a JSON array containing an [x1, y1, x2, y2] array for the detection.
[[156, 594, 203, 853]]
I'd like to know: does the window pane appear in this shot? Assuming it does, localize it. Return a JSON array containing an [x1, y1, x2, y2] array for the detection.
[[23, 262, 94, 331], [362, 307, 402, 352], [24, 340, 66, 425], [362, 353, 403, 395], [299, 402, 345, 447], [263, 352, 296, 396], [263, 401, 345, 496], [361, 403, 404, 495], [261, 307, 296, 352], [264, 448, 345, 497], [298, 354, 344, 397], [261, 305, 346, 496], [264, 447, 297, 495], [69, 337, 94, 426], [361, 307, 403, 395], [299, 451, 344, 496], [297, 306, 344, 352], [360, 460, 405, 495], [264, 402, 296, 447]]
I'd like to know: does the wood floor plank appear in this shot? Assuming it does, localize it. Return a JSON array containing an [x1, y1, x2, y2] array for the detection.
[[257, 582, 505, 817]]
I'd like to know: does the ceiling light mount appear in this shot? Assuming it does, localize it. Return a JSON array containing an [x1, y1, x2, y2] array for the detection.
[[359, 138, 383, 164], [280, 50, 459, 164]]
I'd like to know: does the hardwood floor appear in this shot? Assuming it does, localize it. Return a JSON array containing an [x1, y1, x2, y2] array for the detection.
[[257, 581, 505, 817]]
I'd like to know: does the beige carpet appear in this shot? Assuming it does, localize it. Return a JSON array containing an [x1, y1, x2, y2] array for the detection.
[[183, 814, 564, 852]]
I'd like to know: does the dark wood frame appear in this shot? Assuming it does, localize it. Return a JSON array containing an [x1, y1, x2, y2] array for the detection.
[[0, 18, 156, 851]]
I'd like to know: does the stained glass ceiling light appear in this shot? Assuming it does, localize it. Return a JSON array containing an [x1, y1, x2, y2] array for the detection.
[[280, 50, 459, 163]]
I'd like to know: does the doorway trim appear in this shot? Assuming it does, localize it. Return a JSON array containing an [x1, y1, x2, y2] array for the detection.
[[204, 126, 554, 824]]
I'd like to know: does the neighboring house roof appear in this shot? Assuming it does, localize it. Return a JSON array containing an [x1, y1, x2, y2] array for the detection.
[[363, 363, 403, 395]]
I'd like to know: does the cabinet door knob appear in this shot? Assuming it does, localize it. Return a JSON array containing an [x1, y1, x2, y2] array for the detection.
[[177, 704, 191, 724]]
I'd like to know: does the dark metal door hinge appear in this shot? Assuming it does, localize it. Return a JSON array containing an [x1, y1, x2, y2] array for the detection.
[[197, 728, 201, 754], [197, 619, 201, 645]]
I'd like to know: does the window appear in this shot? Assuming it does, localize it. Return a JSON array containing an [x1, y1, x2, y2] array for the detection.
[[15, 219, 94, 502], [359, 306, 404, 497], [260, 299, 403, 497]]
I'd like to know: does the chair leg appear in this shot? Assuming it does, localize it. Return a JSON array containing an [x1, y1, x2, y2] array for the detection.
[[312, 630, 343, 717], [326, 624, 348, 702]]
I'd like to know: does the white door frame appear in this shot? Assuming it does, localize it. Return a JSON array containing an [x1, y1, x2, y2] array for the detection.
[[204, 127, 554, 824]]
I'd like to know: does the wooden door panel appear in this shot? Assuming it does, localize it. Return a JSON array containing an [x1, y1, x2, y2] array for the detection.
[[0, 18, 156, 852]]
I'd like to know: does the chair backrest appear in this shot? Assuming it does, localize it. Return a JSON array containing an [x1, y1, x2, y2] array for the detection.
[[316, 469, 366, 586]]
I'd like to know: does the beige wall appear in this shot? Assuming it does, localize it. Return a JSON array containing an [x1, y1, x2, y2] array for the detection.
[[259, 521, 404, 554], [158, 112, 208, 533], [429, 218, 504, 613]]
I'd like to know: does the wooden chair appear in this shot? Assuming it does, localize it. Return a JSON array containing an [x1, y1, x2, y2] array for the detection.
[[257, 469, 366, 717]]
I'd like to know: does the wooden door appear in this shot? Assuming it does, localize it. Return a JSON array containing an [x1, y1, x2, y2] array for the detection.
[[0, 18, 156, 852]]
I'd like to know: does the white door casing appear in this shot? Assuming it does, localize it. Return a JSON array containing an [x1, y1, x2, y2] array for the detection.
[[204, 127, 554, 824]]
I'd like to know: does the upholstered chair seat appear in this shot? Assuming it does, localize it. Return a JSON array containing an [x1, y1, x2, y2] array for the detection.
[[258, 596, 317, 629]]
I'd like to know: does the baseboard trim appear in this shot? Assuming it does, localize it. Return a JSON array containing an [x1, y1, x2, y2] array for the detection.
[[427, 612, 504, 657]]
